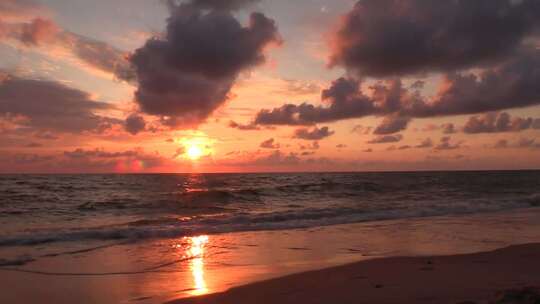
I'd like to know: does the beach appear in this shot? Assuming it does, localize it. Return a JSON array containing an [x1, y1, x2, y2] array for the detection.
[[171, 243, 540, 304], [2, 207, 540, 304]]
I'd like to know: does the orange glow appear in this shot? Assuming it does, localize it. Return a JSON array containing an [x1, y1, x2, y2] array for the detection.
[[184, 235, 209, 295], [175, 132, 215, 162]]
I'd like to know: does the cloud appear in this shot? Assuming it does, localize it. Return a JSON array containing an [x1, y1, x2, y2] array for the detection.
[[56, 148, 171, 173], [493, 139, 510, 149], [254, 78, 412, 125], [279, 79, 321, 95], [228, 120, 260, 130], [374, 114, 411, 135], [463, 112, 540, 134], [351, 124, 372, 135], [0, 75, 121, 134], [441, 123, 456, 134], [124, 2, 280, 128], [11, 153, 54, 164], [18, 17, 57, 45], [329, 0, 540, 77], [1, 17, 133, 78], [254, 47, 540, 128], [415, 138, 433, 149], [299, 141, 320, 150], [178, 0, 260, 11], [64, 148, 139, 159], [517, 138, 540, 149], [435, 136, 463, 150], [260, 138, 279, 149], [293, 126, 334, 140], [125, 114, 146, 135], [493, 137, 540, 149], [25, 142, 42, 148], [367, 134, 403, 144], [0, 0, 46, 22], [252, 150, 301, 166]]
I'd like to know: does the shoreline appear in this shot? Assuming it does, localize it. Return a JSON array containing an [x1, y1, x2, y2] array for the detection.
[[2, 208, 540, 304], [170, 243, 540, 304]]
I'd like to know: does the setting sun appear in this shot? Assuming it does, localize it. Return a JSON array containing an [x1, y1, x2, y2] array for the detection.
[[187, 145, 204, 160], [176, 133, 215, 162]]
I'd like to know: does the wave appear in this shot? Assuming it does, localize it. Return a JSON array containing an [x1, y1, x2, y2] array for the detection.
[[1, 195, 538, 247]]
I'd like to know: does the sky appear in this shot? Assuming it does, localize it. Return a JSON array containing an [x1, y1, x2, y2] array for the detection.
[[0, 0, 540, 173]]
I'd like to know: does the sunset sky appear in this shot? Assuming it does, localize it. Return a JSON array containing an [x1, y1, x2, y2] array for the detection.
[[1, 0, 540, 173]]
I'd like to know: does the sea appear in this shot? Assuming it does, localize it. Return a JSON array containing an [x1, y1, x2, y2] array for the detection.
[[1, 171, 540, 252], [2, 171, 540, 303]]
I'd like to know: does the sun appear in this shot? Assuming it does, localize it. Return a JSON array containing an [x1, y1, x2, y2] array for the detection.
[[186, 144, 204, 161], [176, 133, 215, 162]]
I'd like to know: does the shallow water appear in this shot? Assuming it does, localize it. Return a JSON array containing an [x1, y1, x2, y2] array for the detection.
[[1, 209, 540, 304]]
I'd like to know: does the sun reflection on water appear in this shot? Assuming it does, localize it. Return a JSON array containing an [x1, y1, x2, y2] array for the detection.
[[184, 235, 209, 295]]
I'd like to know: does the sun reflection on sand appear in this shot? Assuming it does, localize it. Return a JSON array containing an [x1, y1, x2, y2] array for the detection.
[[184, 235, 209, 295]]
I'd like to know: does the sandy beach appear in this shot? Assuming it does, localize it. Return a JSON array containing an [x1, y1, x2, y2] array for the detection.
[[171, 243, 540, 304], [2, 208, 540, 304]]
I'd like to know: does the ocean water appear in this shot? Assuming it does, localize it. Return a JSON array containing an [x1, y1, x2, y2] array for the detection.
[[1, 171, 540, 252]]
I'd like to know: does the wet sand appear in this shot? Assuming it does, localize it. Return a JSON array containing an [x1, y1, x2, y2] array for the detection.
[[2, 208, 540, 304], [170, 243, 540, 304]]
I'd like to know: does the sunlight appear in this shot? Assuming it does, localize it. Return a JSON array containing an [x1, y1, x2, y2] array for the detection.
[[186, 235, 209, 295], [175, 132, 215, 162], [186, 145, 204, 161]]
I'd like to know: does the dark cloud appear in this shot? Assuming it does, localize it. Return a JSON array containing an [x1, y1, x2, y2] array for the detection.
[[255, 47, 540, 128], [351, 125, 372, 135], [11, 153, 54, 164], [124, 2, 280, 128], [260, 138, 279, 149], [435, 136, 463, 151], [64, 148, 139, 159], [25, 142, 42, 148], [299, 141, 319, 150], [0, 75, 120, 134], [441, 123, 456, 134], [293, 126, 334, 140], [176, 0, 260, 11], [60, 148, 169, 172], [125, 114, 146, 135], [173, 147, 185, 159], [374, 114, 411, 135], [19, 17, 57, 45], [34, 132, 58, 140], [518, 138, 540, 149], [362, 148, 373, 153], [228, 120, 260, 130], [330, 0, 540, 77], [463, 112, 540, 134], [492, 138, 540, 149], [493, 139, 509, 149], [367, 134, 402, 144], [415, 138, 433, 149], [250, 150, 301, 167], [255, 78, 414, 125], [65, 33, 134, 79], [336, 144, 347, 148]]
